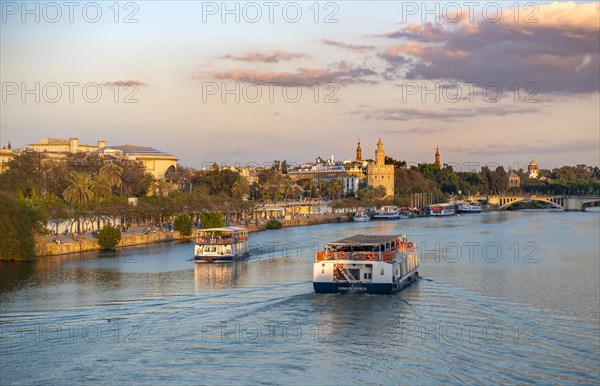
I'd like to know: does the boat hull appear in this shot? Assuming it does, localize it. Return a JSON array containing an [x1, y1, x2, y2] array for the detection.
[[194, 252, 249, 263], [313, 272, 418, 294], [353, 217, 370, 222]]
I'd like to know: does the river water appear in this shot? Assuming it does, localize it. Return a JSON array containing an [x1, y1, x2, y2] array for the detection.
[[1, 211, 599, 384]]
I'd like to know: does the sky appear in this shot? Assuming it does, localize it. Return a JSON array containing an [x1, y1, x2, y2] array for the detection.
[[1, 1, 599, 171]]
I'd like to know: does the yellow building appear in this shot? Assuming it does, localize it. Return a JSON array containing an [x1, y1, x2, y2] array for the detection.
[[0, 146, 15, 174], [367, 139, 395, 197], [28, 137, 106, 158], [25, 137, 177, 180], [95, 144, 178, 179]]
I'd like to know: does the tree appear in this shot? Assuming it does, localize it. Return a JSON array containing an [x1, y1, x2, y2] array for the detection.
[[91, 175, 112, 201], [63, 173, 94, 203], [231, 178, 250, 199], [97, 225, 122, 249], [174, 213, 194, 236], [0, 192, 46, 261], [99, 161, 123, 193], [200, 211, 225, 228], [281, 176, 294, 200]]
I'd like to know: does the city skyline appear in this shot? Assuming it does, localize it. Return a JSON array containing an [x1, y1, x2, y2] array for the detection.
[[2, 1, 599, 169]]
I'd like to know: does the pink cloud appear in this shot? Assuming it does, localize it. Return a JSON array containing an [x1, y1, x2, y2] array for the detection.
[[322, 39, 375, 52], [377, 2, 600, 94], [221, 50, 308, 63], [100, 80, 148, 87]]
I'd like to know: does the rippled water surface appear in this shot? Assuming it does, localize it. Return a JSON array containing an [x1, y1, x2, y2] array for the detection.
[[1, 211, 599, 384]]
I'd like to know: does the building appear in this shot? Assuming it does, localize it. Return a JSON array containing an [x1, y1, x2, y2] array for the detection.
[[28, 137, 106, 159], [94, 144, 178, 179], [508, 169, 521, 188], [0, 145, 15, 174], [528, 160, 539, 179], [367, 139, 395, 197], [435, 146, 442, 169]]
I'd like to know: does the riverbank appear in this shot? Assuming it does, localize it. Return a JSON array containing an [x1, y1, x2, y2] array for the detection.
[[32, 213, 352, 258]]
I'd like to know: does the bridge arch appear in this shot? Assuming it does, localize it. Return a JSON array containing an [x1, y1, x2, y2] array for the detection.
[[499, 197, 563, 210], [581, 199, 600, 211]]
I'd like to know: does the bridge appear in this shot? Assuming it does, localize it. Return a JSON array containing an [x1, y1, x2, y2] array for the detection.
[[470, 195, 600, 211]]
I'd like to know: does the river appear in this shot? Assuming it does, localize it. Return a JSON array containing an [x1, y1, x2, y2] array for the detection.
[[1, 211, 599, 384]]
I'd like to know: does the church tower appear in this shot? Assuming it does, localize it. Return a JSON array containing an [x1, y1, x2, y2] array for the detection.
[[356, 139, 362, 161], [367, 138, 395, 197], [435, 146, 441, 169]]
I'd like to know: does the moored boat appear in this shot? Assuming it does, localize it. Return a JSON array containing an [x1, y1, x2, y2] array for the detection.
[[372, 206, 400, 220], [429, 203, 455, 216], [457, 203, 482, 213], [353, 211, 371, 222], [313, 234, 419, 294], [194, 227, 250, 262]]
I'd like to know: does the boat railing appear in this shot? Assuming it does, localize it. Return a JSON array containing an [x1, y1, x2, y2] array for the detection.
[[316, 251, 394, 262], [195, 237, 234, 245]]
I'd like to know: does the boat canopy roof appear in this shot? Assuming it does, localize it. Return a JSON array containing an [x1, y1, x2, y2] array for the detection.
[[197, 227, 247, 233], [328, 234, 401, 246]]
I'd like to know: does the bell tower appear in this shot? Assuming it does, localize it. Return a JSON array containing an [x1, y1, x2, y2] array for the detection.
[[435, 146, 441, 168], [356, 139, 362, 162], [375, 138, 385, 166]]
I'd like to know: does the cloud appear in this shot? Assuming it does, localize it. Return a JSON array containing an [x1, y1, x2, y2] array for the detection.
[[322, 39, 375, 52], [100, 80, 148, 87], [213, 64, 378, 87], [382, 127, 447, 135], [377, 2, 600, 94], [221, 50, 308, 63], [446, 139, 599, 156], [352, 105, 542, 122]]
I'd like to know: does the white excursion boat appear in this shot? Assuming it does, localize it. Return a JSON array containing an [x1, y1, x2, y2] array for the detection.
[[457, 203, 482, 213], [313, 234, 419, 294], [353, 211, 371, 222], [372, 206, 400, 220], [429, 203, 455, 216], [194, 227, 250, 262]]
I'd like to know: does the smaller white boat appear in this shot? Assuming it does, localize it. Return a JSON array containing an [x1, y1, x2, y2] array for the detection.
[[194, 227, 250, 262], [372, 206, 400, 220], [457, 203, 482, 213], [429, 204, 455, 216], [353, 211, 371, 222]]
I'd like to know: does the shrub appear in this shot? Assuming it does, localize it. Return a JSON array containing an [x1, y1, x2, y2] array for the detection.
[[97, 225, 121, 249], [174, 213, 193, 236], [266, 219, 282, 229], [200, 211, 225, 229], [0, 192, 45, 261]]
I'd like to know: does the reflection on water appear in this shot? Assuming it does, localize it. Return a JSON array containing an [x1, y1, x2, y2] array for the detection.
[[194, 261, 248, 291], [1, 211, 599, 384]]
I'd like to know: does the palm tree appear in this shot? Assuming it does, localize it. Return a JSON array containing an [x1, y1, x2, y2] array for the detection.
[[231, 178, 250, 199], [63, 173, 94, 204], [100, 161, 123, 193], [282, 177, 294, 200], [90, 175, 112, 201]]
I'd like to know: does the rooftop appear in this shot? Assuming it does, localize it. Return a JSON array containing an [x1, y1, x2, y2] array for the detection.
[[329, 234, 401, 246], [94, 144, 175, 157]]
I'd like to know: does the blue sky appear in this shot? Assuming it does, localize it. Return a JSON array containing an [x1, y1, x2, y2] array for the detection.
[[1, 1, 599, 170]]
